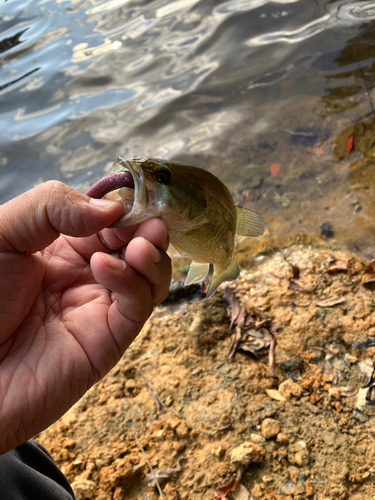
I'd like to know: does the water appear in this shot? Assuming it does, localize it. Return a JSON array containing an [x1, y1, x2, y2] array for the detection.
[[2, 0, 375, 256]]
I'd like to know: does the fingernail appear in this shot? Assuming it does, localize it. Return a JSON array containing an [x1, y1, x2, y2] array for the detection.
[[150, 245, 163, 264], [101, 254, 126, 271], [90, 198, 116, 208]]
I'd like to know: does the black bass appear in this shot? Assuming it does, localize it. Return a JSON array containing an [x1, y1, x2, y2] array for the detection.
[[85, 157, 265, 297]]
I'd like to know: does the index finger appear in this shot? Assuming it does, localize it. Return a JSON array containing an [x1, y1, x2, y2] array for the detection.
[[64, 218, 169, 263]]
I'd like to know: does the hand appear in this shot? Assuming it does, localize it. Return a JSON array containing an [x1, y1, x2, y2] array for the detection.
[[0, 181, 171, 454]]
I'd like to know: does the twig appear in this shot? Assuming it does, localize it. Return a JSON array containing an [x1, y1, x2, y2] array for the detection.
[[206, 423, 233, 437], [198, 479, 223, 489], [132, 429, 164, 499], [262, 329, 276, 377], [133, 365, 166, 413]]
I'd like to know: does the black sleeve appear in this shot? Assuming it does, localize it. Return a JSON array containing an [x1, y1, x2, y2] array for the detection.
[[0, 440, 75, 499]]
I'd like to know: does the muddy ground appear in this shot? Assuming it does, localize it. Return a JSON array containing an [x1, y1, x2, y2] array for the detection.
[[37, 238, 375, 500]]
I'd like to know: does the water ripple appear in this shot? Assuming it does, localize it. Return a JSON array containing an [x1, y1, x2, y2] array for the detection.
[[248, 1, 375, 46], [2, 0, 375, 263]]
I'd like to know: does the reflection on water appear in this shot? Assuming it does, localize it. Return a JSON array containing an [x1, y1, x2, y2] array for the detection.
[[2, 0, 375, 256]]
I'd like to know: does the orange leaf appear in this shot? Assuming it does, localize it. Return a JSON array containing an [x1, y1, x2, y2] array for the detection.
[[366, 260, 375, 274], [270, 163, 281, 176], [313, 148, 324, 156], [347, 135, 354, 152], [306, 147, 324, 156], [214, 466, 244, 499]]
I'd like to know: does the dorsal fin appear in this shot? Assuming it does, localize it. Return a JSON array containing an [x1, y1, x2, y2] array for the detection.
[[236, 206, 265, 237]]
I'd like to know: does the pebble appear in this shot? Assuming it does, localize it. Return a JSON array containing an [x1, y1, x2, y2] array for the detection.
[[276, 432, 289, 445], [294, 451, 308, 466], [230, 442, 265, 466], [261, 418, 280, 439], [279, 379, 303, 399], [71, 479, 96, 500], [320, 221, 334, 238], [250, 433, 266, 444]]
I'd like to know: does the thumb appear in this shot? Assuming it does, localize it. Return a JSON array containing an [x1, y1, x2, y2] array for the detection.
[[0, 181, 125, 254]]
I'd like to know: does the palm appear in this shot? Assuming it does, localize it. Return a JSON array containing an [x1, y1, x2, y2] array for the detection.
[[0, 217, 170, 453]]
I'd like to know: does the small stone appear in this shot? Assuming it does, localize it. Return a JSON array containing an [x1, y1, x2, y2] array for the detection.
[[71, 479, 96, 500], [230, 442, 265, 466], [63, 438, 76, 449], [328, 387, 341, 400], [262, 475, 273, 484], [297, 440, 307, 450], [164, 395, 173, 407], [250, 433, 266, 444], [251, 483, 265, 499], [261, 418, 280, 439], [125, 379, 137, 389], [276, 432, 289, 445], [305, 479, 314, 497], [211, 445, 225, 457], [294, 451, 308, 466], [175, 421, 189, 438], [320, 221, 334, 238], [191, 367, 203, 376], [279, 379, 303, 399]]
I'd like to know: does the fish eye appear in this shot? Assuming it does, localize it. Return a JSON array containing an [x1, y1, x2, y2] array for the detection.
[[155, 168, 171, 184]]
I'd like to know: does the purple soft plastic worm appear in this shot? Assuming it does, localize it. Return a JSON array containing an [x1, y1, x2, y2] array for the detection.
[[85, 171, 134, 199]]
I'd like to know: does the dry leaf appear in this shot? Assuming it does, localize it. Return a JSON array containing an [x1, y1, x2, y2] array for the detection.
[[365, 260, 375, 274], [361, 273, 375, 285], [324, 259, 351, 273], [265, 389, 286, 401], [214, 466, 244, 499], [231, 483, 254, 500], [144, 463, 182, 487], [355, 387, 369, 409], [347, 135, 354, 152], [338, 385, 358, 397], [286, 278, 306, 292], [270, 163, 281, 176], [316, 297, 346, 307]]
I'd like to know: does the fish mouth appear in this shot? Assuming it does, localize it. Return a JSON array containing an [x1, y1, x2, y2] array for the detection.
[[107, 157, 151, 227]]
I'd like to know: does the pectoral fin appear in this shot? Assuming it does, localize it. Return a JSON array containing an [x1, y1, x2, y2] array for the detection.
[[236, 206, 265, 237], [206, 258, 240, 298], [185, 262, 210, 286]]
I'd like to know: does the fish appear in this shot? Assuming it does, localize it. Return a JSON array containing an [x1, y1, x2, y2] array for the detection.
[[85, 157, 265, 297]]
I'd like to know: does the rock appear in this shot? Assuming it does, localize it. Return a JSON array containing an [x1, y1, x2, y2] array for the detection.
[[125, 379, 137, 390], [279, 379, 303, 399], [250, 433, 266, 444], [71, 479, 96, 500], [294, 450, 310, 466], [251, 482, 265, 499], [211, 445, 225, 457], [320, 221, 334, 238], [230, 442, 265, 466], [262, 475, 273, 484], [276, 432, 289, 445], [162, 280, 200, 303], [63, 438, 76, 449], [261, 418, 280, 439], [279, 356, 305, 380], [175, 421, 189, 438]]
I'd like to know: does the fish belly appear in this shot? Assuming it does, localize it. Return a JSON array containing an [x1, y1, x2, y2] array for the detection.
[[169, 223, 234, 270]]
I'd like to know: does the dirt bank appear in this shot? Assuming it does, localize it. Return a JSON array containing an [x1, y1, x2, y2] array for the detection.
[[38, 242, 375, 500]]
